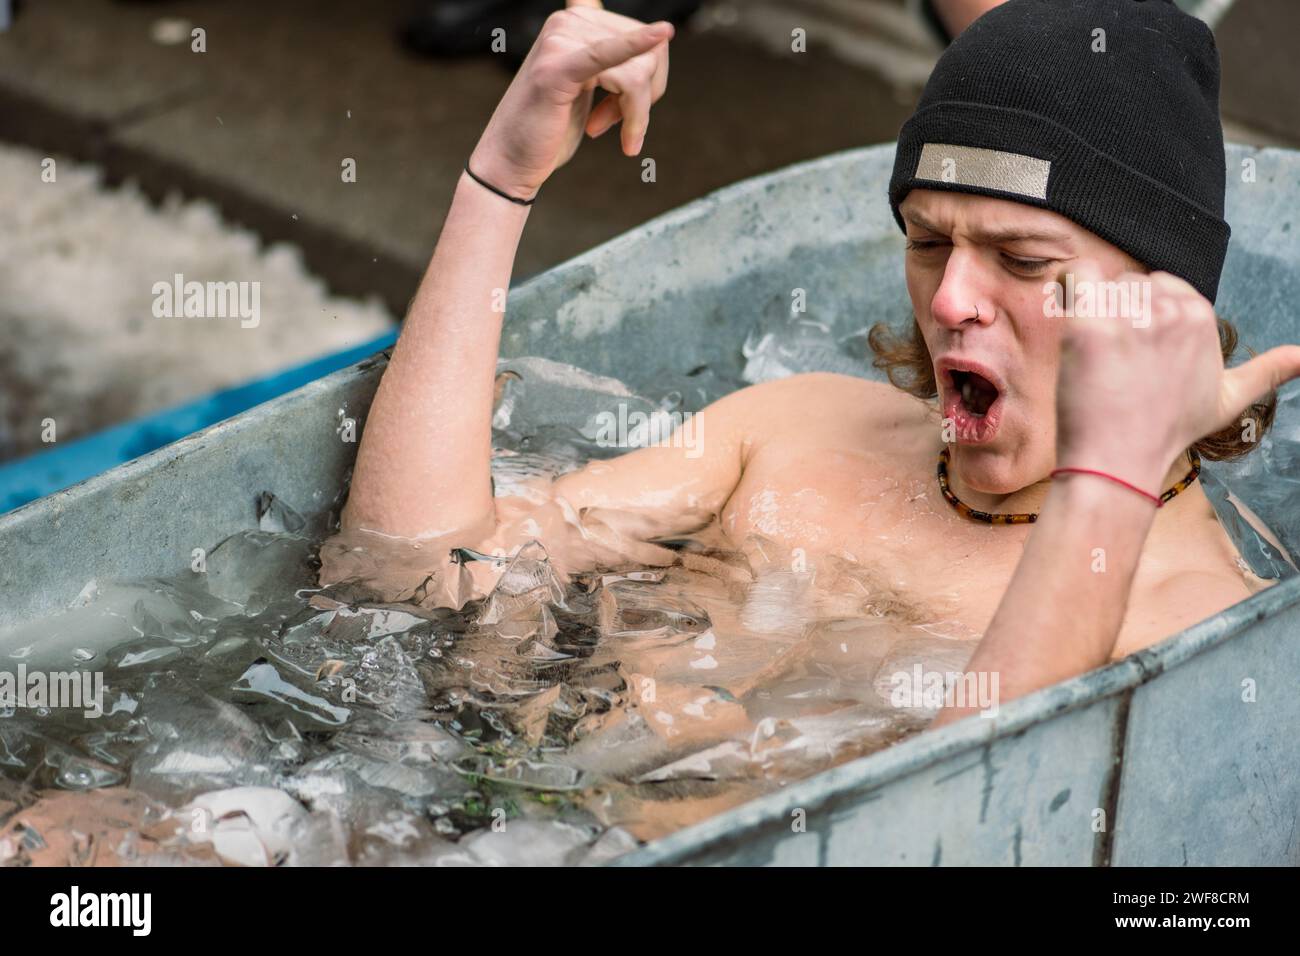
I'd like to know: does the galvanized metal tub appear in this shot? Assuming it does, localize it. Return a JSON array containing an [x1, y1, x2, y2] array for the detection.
[[2, 143, 1297, 865]]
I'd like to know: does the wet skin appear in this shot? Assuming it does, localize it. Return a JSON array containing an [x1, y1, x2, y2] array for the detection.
[[711, 372, 1271, 663], [429, 368, 1268, 668], [339, 6, 1300, 716], [355, 189, 1277, 664], [337, 188, 1286, 669]]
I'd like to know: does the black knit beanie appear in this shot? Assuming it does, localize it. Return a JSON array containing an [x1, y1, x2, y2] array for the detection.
[[889, 0, 1230, 303]]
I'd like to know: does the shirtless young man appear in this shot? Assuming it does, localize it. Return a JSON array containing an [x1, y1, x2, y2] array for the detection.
[[338, 0, 1300, 728]]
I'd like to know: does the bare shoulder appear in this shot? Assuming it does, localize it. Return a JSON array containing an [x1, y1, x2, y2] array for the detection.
[[718, 372, 935, 438], [1117, 566, 1258, 659], [1118, 496, 1266, 657]]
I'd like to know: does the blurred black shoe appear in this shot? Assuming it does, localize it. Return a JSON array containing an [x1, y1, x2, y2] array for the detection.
[[400, 0, 702, 65], [907, 0, 955, 45], [400, 0, 551, 59]]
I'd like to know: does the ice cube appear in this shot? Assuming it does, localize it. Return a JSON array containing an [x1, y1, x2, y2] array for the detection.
[[205, 530, 316, 614], [460, 819, 600, 866], [183, 786, 310, 867]]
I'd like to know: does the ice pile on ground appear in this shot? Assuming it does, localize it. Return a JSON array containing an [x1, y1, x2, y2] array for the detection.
[[0, 142, 393, 462]]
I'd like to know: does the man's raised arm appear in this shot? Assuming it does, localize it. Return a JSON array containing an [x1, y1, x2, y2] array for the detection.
[[342, 6, 676, 541]]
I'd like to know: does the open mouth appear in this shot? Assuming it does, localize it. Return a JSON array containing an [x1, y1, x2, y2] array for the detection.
[[950, 369, 999, 417], [937, 359, 1006, 444]]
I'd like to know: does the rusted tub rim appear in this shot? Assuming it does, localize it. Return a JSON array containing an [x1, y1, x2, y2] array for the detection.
[[611, 573, 1300, 865]]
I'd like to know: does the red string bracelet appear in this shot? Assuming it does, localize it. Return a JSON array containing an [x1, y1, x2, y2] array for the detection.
[[1047, 467, 1162, 507]]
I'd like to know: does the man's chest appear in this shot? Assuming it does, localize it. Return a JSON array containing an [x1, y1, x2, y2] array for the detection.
[[718, 444, 1025, 631], [716, 442, 1258, 658]]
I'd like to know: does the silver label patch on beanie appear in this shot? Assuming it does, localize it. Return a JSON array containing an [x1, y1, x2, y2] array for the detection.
[[914, 143, 1050, 200]]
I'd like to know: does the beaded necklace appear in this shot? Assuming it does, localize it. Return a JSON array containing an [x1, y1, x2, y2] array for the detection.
[[936, 447, 1201, 525]]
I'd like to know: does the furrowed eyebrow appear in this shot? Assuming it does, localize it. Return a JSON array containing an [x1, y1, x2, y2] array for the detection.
[[902, 212, 945, 234], [972, 226, 1073, 245], [903, 212, 1072, 246]]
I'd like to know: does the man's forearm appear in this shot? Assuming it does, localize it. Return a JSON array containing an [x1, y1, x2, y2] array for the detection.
[[342, 172, 531, 539], [930, 474, 1159, 728]]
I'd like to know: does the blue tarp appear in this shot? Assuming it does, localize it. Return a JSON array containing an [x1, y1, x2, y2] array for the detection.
[[0, 330, 398, 514]]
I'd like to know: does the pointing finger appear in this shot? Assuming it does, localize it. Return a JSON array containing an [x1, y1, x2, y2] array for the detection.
[[556, 21, 673, 86]]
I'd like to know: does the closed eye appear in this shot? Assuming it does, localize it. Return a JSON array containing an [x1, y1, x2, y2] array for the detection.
[[905, 238, 949, 253], [999, 252, 1053, 277], [907, 237, 1055, 277]]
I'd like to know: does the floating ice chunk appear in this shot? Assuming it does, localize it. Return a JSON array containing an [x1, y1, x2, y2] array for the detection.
[[452, 754, 590, 792], [496, 357, 638, 432], [112, 642, 181, 669], [362, 811, 432, 850], [576, 826, 640, 866], [740, 570, 815, 636], [354, 606, 428, 639], [460, 819, 599, 866], [204, 636, 253, 658], [299, 752, 453, 801], [495, 541, 566, 603], [741, 319, 873, 385], [352, 636, 428, 717], [332, 718, 464, 765], [256, 491, 306, 534], [206, 530, 316, 613], [510, 684, 563, 746], [183, 786, 308, 867], [0, 725, 32, 768], [477, 541, 567, 636], [489, 448, 586, 498], [634, 702, 904, 784], [1199, 469, 1297, 580], [873, 636, 979, 714], [1202, 383, 1300, 573], [44, 748, 125, 790], [131, 676, 280, 801], [231, 658, 351, 726], [148, 750, 240, 776], [597, 578, 710, 641]]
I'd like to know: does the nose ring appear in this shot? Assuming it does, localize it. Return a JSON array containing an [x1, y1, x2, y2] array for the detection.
[[969, 304, 981, 321]]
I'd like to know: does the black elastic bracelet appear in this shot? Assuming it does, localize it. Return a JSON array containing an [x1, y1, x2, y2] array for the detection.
[[464, 161, 537, 206]]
